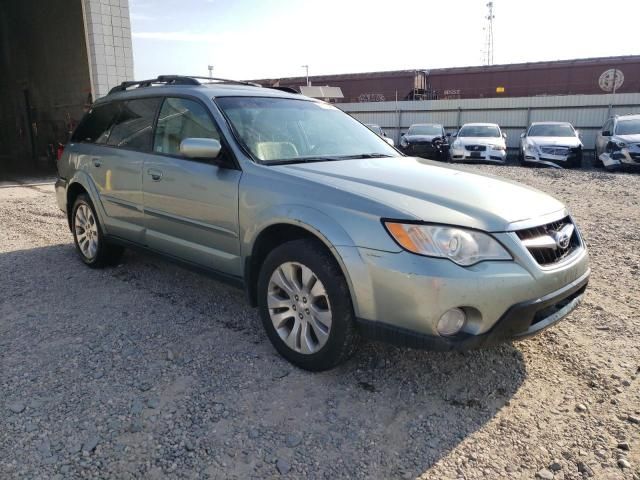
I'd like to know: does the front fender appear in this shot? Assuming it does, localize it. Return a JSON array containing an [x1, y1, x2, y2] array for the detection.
[[242, 204, 374, 318]]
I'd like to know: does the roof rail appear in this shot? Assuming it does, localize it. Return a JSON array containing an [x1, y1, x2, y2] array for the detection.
[[107, 75, 261, 95]]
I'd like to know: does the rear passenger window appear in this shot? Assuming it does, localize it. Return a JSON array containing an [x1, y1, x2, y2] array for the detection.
[[71, 103, 120, 144], [107, 98, 161, 151], [153, 97, 220, 156]]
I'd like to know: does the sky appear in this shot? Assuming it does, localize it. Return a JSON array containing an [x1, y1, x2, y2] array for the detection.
[[130, 0, 640, 81]]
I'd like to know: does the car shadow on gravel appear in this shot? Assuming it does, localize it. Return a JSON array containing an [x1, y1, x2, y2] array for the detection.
[[1, 244, 527, 479]]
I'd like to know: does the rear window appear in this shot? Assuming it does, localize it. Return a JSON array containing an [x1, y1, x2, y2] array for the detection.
[[107, 98, 161, 151], [71, 103, 120, 144]]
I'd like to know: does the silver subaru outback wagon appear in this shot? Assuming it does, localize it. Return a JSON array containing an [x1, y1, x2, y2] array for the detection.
[[55, 75, 590, 371]]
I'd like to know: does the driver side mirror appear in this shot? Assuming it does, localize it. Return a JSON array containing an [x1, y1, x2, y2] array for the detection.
[[180, 138, 222, 162], [602, 130, 611, 137], [502, 132, 507, 139], [520, 132, 526, 139]]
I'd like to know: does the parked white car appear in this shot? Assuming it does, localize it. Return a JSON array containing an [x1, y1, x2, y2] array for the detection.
[[520, 122, 583, 168], [595, 114, 640, 170], [450, 123, 507, 164]]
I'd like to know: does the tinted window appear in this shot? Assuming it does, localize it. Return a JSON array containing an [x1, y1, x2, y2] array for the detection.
[[107, 98, 161, 151], [154, 97, 220, 156], [408, 124, 443, 135], [458, 125, 501, 137], [615, 119, 640, 135], [71, 103, 120, 144], [528, 124, 575, 137]]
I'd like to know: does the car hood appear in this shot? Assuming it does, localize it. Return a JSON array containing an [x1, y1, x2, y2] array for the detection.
[[275, 157, 565, 232], [404, 134, 441, 143], [529, 136, 582, 147], [614, 133, 640, 143], [454, 136, 505, 146]]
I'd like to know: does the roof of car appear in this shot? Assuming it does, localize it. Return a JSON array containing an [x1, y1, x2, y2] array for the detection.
[[409, 123, 442, 127], [460, 123, 499, 127], [615, 114, 640, 120], [94, 77, 310, 106]]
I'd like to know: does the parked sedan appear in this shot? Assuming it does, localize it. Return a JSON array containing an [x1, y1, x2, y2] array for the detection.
[[595, 114, 640, 171], [450, 123, 507, 164], [520, 122, 583, 168], [399, 123, 448, 160], [365, 124, 394, 146]]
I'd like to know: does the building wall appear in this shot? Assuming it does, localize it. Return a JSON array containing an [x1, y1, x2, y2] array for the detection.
[[0, 0, 92, 170], [81, 0, 134, 99]]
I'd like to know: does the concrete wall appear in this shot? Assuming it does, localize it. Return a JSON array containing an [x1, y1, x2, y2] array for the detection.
[[82, 0, 134, 99], [338, 93, 640, 150]]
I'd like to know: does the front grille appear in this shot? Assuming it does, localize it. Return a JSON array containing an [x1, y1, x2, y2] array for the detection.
[[540, 146, 570, 156], [465, 145, 486, 152], [515, 216, 581, 266]]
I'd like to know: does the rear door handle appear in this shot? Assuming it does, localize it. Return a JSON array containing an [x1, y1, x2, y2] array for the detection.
[[147, 168, 163, 181]]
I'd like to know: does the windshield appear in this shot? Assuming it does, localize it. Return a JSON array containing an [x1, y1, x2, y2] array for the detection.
[[408, 125, 442, 136], [528, 124, 575, 137], [615, 119, 640, 136], [216, 97, 398, 163], [366, 124, 382, 135], [458, 125, 501, 137]]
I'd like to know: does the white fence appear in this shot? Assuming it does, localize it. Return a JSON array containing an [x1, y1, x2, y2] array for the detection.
[[338, 93, 640, 150]]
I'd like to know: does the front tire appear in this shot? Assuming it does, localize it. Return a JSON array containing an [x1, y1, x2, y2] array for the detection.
[[257, 239, 359, 371], [72, 194, 124, 268]]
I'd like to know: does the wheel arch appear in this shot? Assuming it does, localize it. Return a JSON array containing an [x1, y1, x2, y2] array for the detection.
[[244, 220, 357, 310]]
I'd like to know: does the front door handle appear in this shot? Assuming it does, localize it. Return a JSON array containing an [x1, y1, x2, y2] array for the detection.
[[147, 168, 163, 181]]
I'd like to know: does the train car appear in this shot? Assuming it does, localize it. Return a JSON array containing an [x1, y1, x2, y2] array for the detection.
[[253, 55, 640, 103]]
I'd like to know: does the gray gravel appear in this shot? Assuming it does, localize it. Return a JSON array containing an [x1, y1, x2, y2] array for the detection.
[[1, 165, 639, 479]]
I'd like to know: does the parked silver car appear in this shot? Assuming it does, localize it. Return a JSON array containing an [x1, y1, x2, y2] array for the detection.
[[55, 75, 589, 371], [595, 114, 640, 170], [520, 122, 583, 168], [449, 123, 507, 164]]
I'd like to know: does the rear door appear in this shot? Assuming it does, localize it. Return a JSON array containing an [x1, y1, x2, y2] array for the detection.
[[142, 96, 242, 276], [99, 97, 162, 241]]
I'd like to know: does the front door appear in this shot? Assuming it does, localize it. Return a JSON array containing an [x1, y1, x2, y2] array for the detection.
[[142, 96, 242, 276]]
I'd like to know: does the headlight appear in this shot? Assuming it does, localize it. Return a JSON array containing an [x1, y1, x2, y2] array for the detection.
[[615, 141, 627, 148], [384, 222, 512, 266], [525, 143, 539, 154], [400, 137, 409, 148], [490, 144, 506, 151], [452, 140, 462, 149]]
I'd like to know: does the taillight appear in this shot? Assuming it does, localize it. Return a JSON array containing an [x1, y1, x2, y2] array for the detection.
[[56, 143, 65, 161]]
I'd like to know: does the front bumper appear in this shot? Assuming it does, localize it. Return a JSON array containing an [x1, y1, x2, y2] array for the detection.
[[401, 143, 440, 158], [600, 147, 640, 169], [450, 147, 506, 163], [356, 269, 588, 351], [524, 151, 582, 168], [336, 233, 589, 350]]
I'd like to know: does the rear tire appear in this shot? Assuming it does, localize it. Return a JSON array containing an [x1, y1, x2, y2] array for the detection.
[[71, 194, 124, 268], [257, 238, 359, 371]]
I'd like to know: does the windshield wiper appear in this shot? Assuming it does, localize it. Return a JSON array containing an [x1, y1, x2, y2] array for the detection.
[[339, 153, 395, 159]]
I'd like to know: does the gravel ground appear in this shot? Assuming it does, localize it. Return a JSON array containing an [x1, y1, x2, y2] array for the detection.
[[1, 165, 639, 480]]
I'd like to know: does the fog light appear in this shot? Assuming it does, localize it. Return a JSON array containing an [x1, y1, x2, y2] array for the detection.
[[437, 308, 466, 336]]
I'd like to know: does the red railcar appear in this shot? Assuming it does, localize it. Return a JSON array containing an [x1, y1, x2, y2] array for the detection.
[[253, 55, 640, 103]]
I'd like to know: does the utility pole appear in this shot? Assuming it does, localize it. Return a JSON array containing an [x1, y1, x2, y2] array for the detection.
[[301, 65, 310, 86], [484, 2, 495, 66], [207, 65, 214, 78]]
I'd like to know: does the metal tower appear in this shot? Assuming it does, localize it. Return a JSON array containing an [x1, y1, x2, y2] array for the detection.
[[484, 2, 495, 66]]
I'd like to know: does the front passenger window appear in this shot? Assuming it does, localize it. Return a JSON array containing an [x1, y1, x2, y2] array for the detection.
[[154, 98, 220, 156]]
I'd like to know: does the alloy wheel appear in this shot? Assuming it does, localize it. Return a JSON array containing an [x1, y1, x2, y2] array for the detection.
[[74, 204, 99, 260], [267, 261, 332, 354]]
